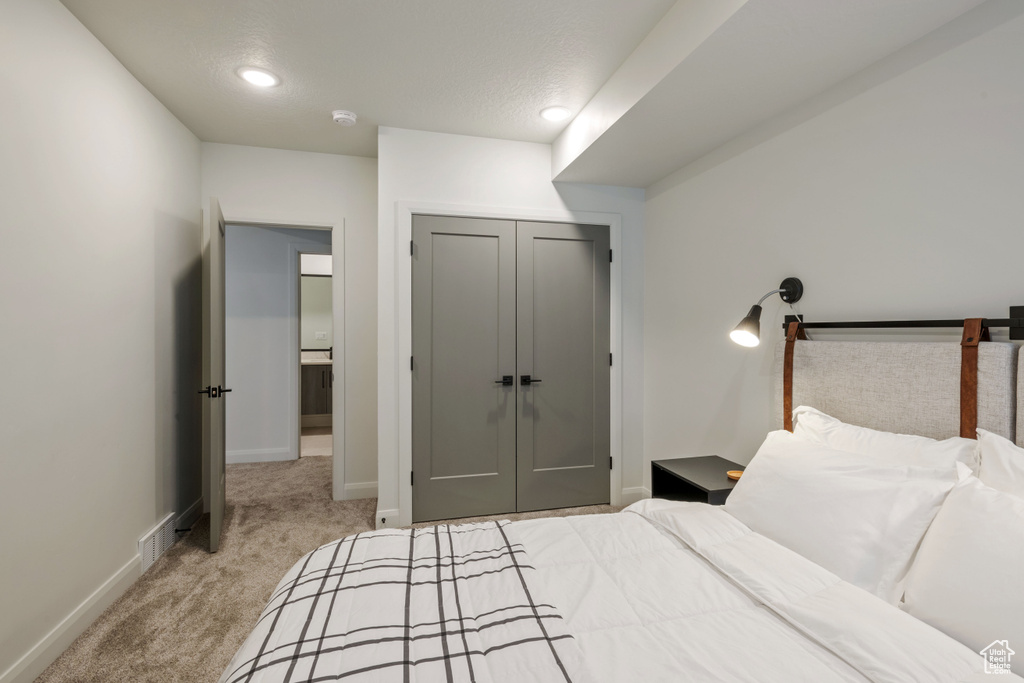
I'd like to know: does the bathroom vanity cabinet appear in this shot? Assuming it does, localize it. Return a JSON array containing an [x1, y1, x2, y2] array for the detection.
[[301, 363, 333, 415]]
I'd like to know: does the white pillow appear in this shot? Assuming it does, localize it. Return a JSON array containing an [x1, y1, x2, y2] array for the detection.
[[901, 475, 1024, 675], [977, 429, 1024, 499], [725, 430, 958, 604], [792, 405, 979, 472]]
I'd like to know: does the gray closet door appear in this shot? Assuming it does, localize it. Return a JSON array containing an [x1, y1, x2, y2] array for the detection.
[[412, 216, 517, 522], [516, 221, 611, 512]]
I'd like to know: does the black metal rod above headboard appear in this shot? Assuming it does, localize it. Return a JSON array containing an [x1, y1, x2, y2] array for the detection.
[[784, 306, 1024, 340]]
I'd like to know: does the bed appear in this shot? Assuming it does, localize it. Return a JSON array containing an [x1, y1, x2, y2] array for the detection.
[[220, 341, 1024, 682]]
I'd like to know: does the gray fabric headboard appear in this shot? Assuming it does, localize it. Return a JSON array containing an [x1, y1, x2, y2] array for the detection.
[[773, 341, 1018, 442]]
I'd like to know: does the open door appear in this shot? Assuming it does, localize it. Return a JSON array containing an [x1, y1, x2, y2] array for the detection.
[[201, 198, 228, 552]]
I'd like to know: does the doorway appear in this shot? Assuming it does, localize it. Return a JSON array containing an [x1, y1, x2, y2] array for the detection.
[[411, 215, 611, 522], [222, 224, 336, 470], [204, 211, 347, 551]]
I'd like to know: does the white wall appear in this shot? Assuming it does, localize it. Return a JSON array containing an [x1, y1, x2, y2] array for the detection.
[[643, 5, 1024, 477], [377, 127, 645, 526], [0, 1, 201, 680], [226, 226, 331, 463], [301, 276, 334, 349], [201, 143, 378, 498]]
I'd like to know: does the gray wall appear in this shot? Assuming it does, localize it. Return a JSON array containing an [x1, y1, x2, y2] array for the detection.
[[643, 4, 1024, 481], [225, 226, 331, 463], [0, 0, 202, 679]]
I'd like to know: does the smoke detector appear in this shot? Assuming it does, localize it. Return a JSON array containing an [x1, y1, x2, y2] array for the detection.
[[332, 110, 357, 126]]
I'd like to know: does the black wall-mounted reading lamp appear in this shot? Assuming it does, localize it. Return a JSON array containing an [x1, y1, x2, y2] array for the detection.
[[730, 277, 804, 347]]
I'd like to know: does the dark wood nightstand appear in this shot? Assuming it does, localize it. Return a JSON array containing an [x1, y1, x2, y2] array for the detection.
[[651, 455, 744, 506]]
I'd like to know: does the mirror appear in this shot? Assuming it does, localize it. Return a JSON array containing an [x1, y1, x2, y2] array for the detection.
[[300, 274, 332, 350]]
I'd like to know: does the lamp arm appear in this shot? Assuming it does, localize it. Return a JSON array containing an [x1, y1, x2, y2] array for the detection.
[[756, 288, 785, 306]]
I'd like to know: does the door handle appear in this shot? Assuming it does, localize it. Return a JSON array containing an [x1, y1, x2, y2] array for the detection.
[[218, 386, 232, 395], [198, 386, 212, 396], [494, 375, 514, 386], [520, 375, 542, 386]]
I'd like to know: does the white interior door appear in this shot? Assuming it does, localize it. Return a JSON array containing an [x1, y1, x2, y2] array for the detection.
[[201, 198, 228, 552]]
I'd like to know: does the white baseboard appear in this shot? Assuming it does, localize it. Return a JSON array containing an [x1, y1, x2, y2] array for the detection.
[[227, 447, 295, 464], [344, 481, 377, 500], [620, 487, 651, 505], [375, 508, 401, 529], [0, 556, 140, 683], [177, 498, 203, 531]]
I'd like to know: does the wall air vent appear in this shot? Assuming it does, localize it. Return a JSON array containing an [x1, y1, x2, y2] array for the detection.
[[139, 512, 177, 573]]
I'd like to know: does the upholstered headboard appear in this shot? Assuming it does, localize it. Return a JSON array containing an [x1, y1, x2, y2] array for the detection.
[[773, 341, 1018, 442], [1018, 345, 1024, 448]]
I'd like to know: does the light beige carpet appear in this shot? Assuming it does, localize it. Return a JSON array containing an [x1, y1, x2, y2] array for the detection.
[[300, 426, 332, 457], [35, 457, 620, 682]]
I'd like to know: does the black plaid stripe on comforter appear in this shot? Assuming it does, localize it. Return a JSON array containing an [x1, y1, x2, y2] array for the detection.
[[219, 521, 585, 683]]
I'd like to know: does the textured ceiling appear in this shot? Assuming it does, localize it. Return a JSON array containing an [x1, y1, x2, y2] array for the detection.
[[59, 0, 676, 158]]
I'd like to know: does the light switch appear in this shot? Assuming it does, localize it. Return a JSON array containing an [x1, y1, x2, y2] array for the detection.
[[315, 331, 327, 340]]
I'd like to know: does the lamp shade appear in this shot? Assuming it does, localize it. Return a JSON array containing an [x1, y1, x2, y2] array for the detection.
[[730, 305, 762, 347]]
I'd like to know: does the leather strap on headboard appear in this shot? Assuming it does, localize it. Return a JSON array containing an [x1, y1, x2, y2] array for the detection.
[[960, 318, 990, 438], [783, 321, 807, 432]]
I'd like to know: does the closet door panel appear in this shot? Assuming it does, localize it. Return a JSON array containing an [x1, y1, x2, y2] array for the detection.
[[411, 215, 517, 522], [516, 221, 611, 512]]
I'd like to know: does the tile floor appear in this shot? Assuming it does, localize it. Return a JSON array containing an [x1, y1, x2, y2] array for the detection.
[[300, 425, 332, 457]]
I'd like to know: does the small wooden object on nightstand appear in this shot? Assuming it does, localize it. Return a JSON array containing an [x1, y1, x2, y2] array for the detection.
[[651, 455, 745, 506]]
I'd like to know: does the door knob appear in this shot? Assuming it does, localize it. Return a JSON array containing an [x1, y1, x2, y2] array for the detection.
[[494, 375, 514, 386], [520, 375, 542, 386]]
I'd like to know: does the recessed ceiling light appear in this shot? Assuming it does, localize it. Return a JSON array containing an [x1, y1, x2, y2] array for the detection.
[[237, 67, 279, 88], [540, 106, 571, 122]]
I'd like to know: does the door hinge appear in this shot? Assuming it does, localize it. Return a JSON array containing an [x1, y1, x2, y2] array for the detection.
[[410, 240, 414, 256], [609, 353, 613, 367], [609, 456, 613, 470], [410, 471, 414, 486], [410, 356, 414, 371], [609, 249, 613, 263]]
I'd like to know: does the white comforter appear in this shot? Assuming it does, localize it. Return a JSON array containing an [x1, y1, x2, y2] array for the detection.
[[223, 500, 1018, 682], [220, 522, 587, 683], [509, 499, 1018, 683]]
